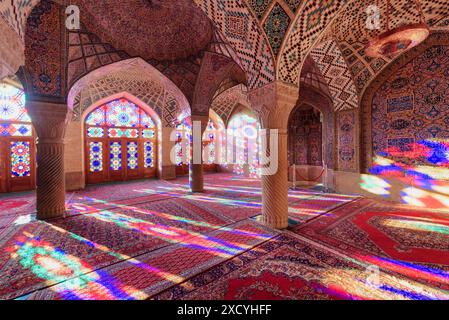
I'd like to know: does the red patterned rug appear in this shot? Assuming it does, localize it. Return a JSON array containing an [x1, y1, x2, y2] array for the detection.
[[153, 233, 449, 300], [0, 187, 278, 300], [0, 197, 35, 216], [293, 198, 449, 274], [24, 221, 277, 300], [288, 194, 358, 223]]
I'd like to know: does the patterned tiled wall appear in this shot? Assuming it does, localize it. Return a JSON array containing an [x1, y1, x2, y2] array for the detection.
[[337, 110, 357, 172], [371, 45, 449, 168], [194, 0, 275, 89], [310, 40, 358, 111]]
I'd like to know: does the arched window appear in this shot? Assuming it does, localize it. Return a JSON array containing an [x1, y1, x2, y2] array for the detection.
[[0, 82, 36, 192], [85, 98, 157, 184], [175, 118, 192, 175], [174, 116, 223, 175], [227, 113, 261, 178]]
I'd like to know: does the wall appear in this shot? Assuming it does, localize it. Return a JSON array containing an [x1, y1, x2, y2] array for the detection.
[[65, 121, 85, 191], [353, 39, 449, 211]]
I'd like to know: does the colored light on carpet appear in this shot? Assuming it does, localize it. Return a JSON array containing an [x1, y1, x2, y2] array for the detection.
[[69, 198, 267, 240], [319, 267, 449, 300], [84, 209, 269, 258], [382, 218, 449, 235], [7, 232, 143, 300], [361, 255, 449, 285], [360, 174, 391, 196], [13, 214, 33, 225]]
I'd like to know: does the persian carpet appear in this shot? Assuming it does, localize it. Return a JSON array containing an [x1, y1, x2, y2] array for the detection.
[[24, 220, 278, 300], [153, 233, 449, 300], [292, 198, 449, 288]]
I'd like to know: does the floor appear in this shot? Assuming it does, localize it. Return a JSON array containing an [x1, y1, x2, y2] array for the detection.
[[0, 173, 448, 300]]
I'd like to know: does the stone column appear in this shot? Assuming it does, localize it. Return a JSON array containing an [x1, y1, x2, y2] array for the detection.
[[189, 114, 208, 193], [27, 101, 70, 220], [249, 81, 299, 229]]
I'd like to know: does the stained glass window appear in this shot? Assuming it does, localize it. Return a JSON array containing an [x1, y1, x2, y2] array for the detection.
[[108, 128, 139, 138], [175, 121, 192, 166], [142, 129, 155, 139], [10, 141, 31, 177], [228, 114, 261, 178], [175, 142, 183, 166], [0, 124, 32, 137], [106, 99, 140, 128], [205, 142, 216, 164], [144, 142, 154, 168], [141, 112, 156, 128], [85, 98, 157, 180], [0, 83, 31, 123], [85, 106, 106, 126], [89, 142, 103, 173], [127, 142, 138, 170], [87, 127, 104, 138], [110, 142, 122, 171], [203, 120, 217, 165]]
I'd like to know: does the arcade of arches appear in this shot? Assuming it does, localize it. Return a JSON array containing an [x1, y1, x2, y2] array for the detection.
[[0, 0, 449, 301]]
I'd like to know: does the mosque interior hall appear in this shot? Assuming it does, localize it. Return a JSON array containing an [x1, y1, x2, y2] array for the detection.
[[0, 0, 449, 301]]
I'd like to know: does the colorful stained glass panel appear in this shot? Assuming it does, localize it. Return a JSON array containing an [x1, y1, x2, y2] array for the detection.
[[142, 129, 155, 139], [10, 141, 31, 177], [87, 127, 104, 138], [108, 128, 139, 138], [89, 142, 103, 173], [106, 99, 139, 127], [204, 142, 216, 164], [85, 106, 106, 126], [127, 142, 138, 170], [0, 123, 32, 137], [110, 142, 122, 171], [141, 112, 156, 128], [0, 84, 31, 122], [144, 141, 154, 168]]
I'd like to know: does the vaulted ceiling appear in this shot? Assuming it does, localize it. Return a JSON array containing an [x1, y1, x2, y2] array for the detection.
[[1, 0, 449, 104]]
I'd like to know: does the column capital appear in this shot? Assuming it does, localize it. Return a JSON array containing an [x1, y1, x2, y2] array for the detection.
[[248, 81, 299, 129], [191, 113, 209, 134], [26, 100, 71, 143]]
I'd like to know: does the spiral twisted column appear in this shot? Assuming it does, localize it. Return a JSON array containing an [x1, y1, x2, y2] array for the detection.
[[27, 101, 70, 220], [260, 130, 289, 228], [249, 81, 299, 229], [189, 114, 208, 193]]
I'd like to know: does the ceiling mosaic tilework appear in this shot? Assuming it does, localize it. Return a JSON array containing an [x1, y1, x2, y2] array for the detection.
[[67, 26, 130, 88], [68, 58, 190, 123], [6, 0, 449, 107], [194, 0, 275, 89], [309, 40, 358, 111], [264, 3, 291, 56], [300, 57, 331, 98], [72, 0, 213, 61], [247, 0, 272, 19], [0, 0, 39, 40], [327, 0, 449, 94], [284, 0, 303, 13], [211, 84, 250, 124], [278, 0, 350, 85]]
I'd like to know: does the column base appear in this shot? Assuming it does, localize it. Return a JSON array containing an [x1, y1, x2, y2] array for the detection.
[[189, 163, 204, 193]]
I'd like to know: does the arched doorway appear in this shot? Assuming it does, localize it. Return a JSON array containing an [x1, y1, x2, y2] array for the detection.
[[0, 82, 36, 193], [288, 104, 325, 185], [85, 98, 158, 184], [227, 108, 261, 178]]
